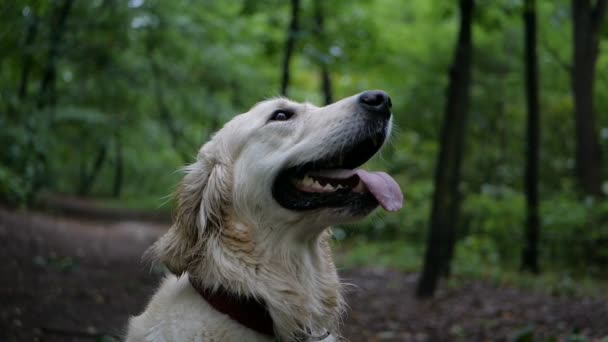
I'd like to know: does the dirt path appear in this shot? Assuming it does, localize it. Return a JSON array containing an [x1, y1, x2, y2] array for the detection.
[[341, 269, 608, 341], [1, 207, 606, 342]]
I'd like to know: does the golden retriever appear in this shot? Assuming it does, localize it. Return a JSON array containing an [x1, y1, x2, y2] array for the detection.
[[126, 90, 403, 341]]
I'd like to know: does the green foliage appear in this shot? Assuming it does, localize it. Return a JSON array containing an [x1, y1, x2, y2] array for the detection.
[[33, 254, 79, 273], [542, 195, 608, 273], [338, 237, 608, 298], [513, 326, 535, 342], [461, 188, 526, 267], [512, 325, 608, 342], [335, 238, 422, 271], [0, 163, 28, 205]]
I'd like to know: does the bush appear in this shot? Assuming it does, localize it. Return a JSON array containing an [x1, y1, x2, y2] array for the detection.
[[461, 186, 525, 267]]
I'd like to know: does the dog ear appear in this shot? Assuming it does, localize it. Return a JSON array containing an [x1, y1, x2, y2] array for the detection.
[[147, 148, 231, 275]]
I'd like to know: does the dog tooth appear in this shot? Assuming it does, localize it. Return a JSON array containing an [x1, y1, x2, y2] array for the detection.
[[312, 180, 323, 190], [302, 175, 314, 187], [323, 184, 335, 191]]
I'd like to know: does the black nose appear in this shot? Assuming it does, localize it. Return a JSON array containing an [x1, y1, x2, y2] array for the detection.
[[358, 90, 392, 118]]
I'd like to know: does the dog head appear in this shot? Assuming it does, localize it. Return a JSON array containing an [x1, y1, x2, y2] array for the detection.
[[151, 90, 403, 274]]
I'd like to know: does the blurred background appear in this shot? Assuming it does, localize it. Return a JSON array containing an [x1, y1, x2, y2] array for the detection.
[[1, 0, 607, 341]]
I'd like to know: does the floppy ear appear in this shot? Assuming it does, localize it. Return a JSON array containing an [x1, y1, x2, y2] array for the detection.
[[147, 149, 232, 275]]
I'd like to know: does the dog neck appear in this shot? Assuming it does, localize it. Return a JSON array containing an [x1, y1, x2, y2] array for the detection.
[[189, 277, 333, 341], [187, 219, 344, 341], [188, 277, 275, 337]]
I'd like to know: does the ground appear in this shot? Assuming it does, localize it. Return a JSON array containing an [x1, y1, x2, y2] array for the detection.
[[1, 205, 607, 342]]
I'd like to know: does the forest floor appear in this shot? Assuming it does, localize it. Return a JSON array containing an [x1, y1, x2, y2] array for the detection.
[[1, 201, 607, 342]]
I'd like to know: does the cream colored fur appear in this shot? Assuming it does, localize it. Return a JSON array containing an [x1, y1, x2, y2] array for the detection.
[[126, 93, 391, 342]]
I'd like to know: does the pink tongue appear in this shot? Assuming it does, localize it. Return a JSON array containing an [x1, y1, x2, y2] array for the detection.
[[355, 170, 403, 212], [309, 169, 404, 212]]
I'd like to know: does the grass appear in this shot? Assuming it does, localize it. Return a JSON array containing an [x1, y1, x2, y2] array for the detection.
[[334, 238, 424, 272], [446, 265, 608, 298], [334, 238, 608, 298]]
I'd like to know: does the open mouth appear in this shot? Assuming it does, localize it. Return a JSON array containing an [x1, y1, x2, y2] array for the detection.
[[272, 129, 403, 213]]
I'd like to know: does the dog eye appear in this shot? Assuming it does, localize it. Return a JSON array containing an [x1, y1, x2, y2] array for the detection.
[[269, 110, 295, 121]]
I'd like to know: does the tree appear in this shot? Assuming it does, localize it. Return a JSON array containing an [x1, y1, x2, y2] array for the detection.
[[521, 0, 541, 274], [37, 0, 74, 109], [417, 0, 475, 298], [280, 0, 301, 96], [28, 0, 75, 200], [313, 0, 333, 105], [18, 9, 39, 101], [113, 135, 123, 198], [571, 0, 607, 197], [77, 143, 108, 196]]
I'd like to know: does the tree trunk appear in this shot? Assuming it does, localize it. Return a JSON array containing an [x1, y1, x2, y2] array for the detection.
[[416, 0, 474, 298], [37, 0, 74, 108], [522, 0, 541, 274], [313, 0, 333, 105], [112, 136, 123, 198], [571, 0, 607, 197], [26, 0, 75, 201], [280, 0, 300, 96], [77, 143, 108, 196], [18, 12, 39, 100]]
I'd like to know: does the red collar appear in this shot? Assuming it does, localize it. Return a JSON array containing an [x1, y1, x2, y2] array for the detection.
[[189, 277, 276, 338]]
